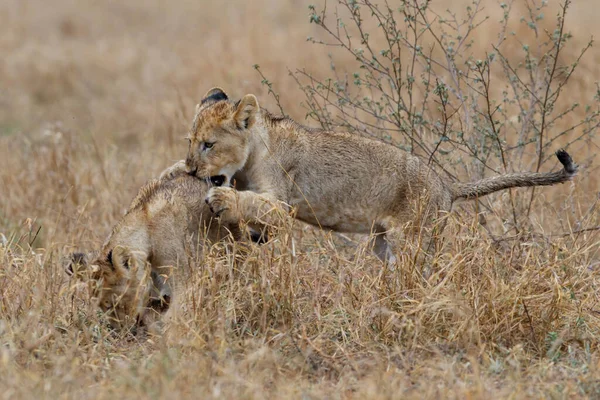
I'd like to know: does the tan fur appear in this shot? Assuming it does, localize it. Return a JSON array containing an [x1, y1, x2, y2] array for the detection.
[[65, 173, 240, 331], [174, 87, 578, 263]]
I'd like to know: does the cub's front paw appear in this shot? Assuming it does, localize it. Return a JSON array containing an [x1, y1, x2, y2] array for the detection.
[[159, 160, 187, 180], [205, 187, 239, 221]]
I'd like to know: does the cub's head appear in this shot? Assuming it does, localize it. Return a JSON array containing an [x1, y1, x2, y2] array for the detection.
[[64, 246, 151, 331], [185, 87, 259, 180]]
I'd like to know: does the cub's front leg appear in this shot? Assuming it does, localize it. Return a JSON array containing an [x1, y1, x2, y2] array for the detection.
[[205, 186, 241, 222], [205, 187, 289, 226]]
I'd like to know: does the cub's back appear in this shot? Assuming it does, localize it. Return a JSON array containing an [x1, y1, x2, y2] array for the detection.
[[142, 174, 234, 244]]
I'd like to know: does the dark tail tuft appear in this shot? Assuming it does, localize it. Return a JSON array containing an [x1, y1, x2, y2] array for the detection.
[[555, 149, 578, 175]]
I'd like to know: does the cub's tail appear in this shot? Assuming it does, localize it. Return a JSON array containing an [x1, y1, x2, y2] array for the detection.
[[451, 149, 577, 201]]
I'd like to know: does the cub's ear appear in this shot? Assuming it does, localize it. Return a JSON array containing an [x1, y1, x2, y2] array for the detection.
[[234, 94, 259, 130], [64, 251, 102, 280], [201, 87, 228, 105], [111, 246, 135, 276], [111, 246, 146, 277], [64, 252, 89, 276]]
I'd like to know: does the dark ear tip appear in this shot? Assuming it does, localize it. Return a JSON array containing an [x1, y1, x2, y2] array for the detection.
[[64, 252, 87, 276], [201, 88, 228, 105]]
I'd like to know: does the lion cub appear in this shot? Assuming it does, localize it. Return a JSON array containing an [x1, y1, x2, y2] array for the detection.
[[65, 173, 242, 331], [166, 87, 577, 263]]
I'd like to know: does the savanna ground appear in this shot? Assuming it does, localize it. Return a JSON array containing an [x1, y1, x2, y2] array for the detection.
[[1, 0, 600, 398]]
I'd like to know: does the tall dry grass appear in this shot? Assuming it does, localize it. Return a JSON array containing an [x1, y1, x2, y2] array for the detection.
[[1, 0, 600, 398]]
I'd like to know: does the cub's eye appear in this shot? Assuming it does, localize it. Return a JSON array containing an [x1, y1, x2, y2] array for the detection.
[[203, 142, 215, 150]]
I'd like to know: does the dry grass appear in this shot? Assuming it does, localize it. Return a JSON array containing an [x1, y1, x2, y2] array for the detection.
[[1, 0, 600, 398]]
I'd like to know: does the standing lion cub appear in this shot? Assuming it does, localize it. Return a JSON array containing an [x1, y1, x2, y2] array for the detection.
[[64, 173, 244, 331], [165, 87, 577, 263]]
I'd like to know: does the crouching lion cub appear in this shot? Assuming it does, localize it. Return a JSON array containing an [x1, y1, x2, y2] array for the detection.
[[65, 173, 248, 332], [166, 87, 578, 263]]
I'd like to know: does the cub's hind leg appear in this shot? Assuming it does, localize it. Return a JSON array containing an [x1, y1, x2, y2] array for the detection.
[[380, 210, 450, 280], [368, 226, 398, 265], [377, 216, 433, 274]]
